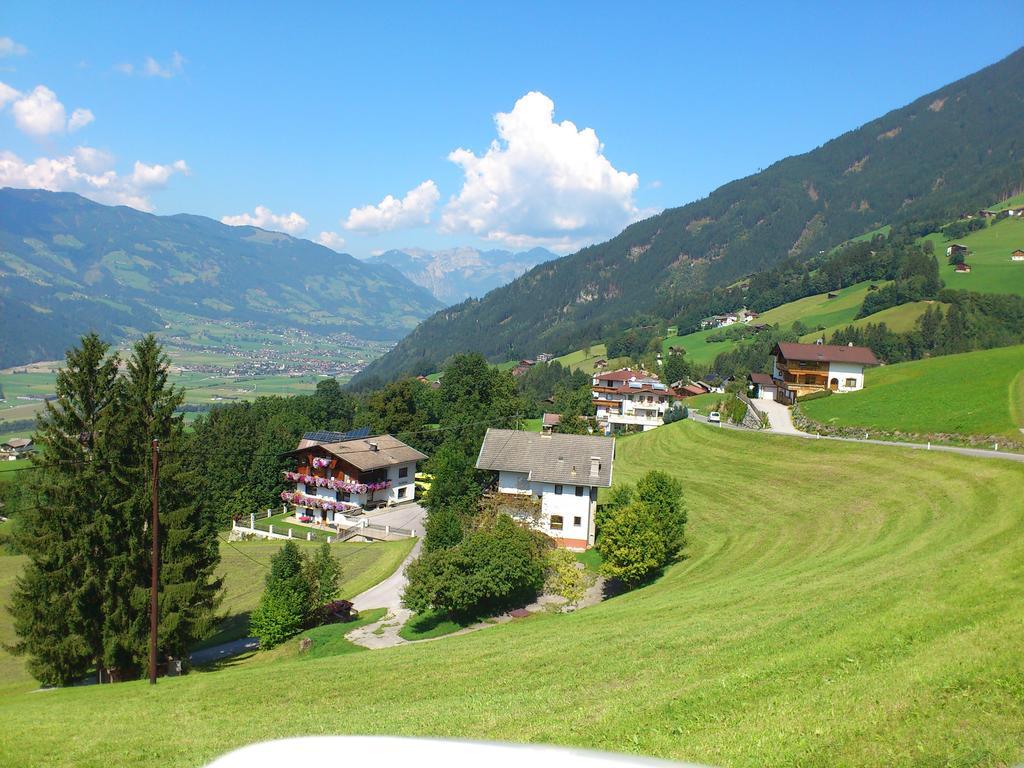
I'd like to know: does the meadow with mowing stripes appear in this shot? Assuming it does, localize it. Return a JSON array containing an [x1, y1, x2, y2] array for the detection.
[[1, 421, 1022, 767], [802, 344, 1024, 439]]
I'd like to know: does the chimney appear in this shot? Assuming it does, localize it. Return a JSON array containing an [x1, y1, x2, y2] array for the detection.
[[368, 441, 378, 452], [590, 456, 601, 478]]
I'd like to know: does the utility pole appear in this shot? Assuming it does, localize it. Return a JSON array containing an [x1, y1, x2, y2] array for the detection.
[[149, 438, 159, 685]]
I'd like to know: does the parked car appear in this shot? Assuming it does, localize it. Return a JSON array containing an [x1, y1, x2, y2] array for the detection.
[[708, 411, 721, 423]]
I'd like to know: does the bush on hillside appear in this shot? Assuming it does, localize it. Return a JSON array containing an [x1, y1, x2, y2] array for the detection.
[[797, 389, 833, 403], [402, 515, 548, 619], [544, 549, 589, 606]]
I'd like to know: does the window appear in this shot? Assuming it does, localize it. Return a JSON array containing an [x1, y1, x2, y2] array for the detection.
[[573, 516, 582, 527], [845, 378, 857, 388], [575, 486, 585, 497], [590, 488, 598, 501], [554, 485, 563, 495], [550, 515, 564, 531], [398, 466, 409, 478], [397, 486, 407, 499]]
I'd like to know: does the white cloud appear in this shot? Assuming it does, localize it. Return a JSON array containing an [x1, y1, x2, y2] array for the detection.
[[343, 180, 439, 233], [68, 107, 94, 131], [11, 85, 66, 136], [0, 147, 188, 211], [0, 37, 27, 57], [316, 231, 346, 251], [440, 91, 639, 251], [1, 83, 94, 137], [131, 159, 189, 188], [118, 51, 185, 78], [221, 205, 308, 235], [0, 81, 17, 109]]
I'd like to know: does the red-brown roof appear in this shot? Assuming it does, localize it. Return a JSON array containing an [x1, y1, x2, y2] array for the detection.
[[678, 384, 707, 397], [748, 372, 776, 386], [593, 368, 656, 382], [775, 342, 879, 366], [541, 412, 562, 426]]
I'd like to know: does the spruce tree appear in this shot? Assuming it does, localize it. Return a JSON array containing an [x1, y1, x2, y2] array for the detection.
[[9, 334, 119, 685]]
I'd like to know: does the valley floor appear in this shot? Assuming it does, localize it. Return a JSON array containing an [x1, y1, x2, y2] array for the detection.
[[1, 422, 1022, 767]]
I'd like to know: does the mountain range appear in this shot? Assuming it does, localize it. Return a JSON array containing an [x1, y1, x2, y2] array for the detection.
[[0, 189, 443, 368], [364, 246, 557, 304], [350, 47, 1024, 387]]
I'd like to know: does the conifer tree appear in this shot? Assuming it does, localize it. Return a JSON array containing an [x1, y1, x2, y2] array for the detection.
[[9, 334, 119, 685]]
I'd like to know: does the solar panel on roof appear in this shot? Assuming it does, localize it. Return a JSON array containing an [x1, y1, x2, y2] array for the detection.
[[628, 381, 642, 388], [653, 383, 666, 390], [302, 426, 372, 443]]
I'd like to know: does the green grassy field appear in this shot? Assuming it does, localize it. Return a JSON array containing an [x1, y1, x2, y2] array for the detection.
[[1, 422, 1022, 766], [802, 344, 1024, 439], [924, 216, 1024, 296], [552, 345, 629, 374], [0, 536, 415, 692], [799, 300, 937, 343]]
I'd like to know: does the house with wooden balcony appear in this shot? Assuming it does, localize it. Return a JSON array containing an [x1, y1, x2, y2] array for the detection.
[[280, 429, 427, 524], [591, 368, 681, 433], [772, 341, 879, 398]]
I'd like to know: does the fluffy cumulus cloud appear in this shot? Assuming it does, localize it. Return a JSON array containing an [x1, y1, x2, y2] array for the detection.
[[0, 37, 28, 57], [440, 91, 640, 251], [316, 231, 346, 251], [0, 82, 94, 136], [221, 205, 309, 235], [0, 147, 189, 211], [117, 52, 185, 78], [343, 180, 439, 233]]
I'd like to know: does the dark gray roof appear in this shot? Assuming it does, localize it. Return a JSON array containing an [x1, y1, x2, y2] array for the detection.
[[476, 428, 615, 488]]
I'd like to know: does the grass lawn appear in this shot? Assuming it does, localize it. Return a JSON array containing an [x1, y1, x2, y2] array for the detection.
[[800, 300, 938, 343], [924, 216, 1024, 296], [398, 610, 469, 641], [678, 392, 723, 412], [574, 548, 603, 573], [801, 344, 1024, 439], [0, 459, 30, 475], [2, 422, 1022, 766], [189, 536, 415, 650]]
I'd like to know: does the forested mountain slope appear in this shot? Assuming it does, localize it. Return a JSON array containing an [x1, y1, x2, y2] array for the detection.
[[0, 189, 442, 367], [352, 47, 1024, 387]]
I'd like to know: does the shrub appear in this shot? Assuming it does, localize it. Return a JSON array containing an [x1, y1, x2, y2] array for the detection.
[[544, 549, 588, 606], [798, 389, 833, 403], [596, 502, 666, 584], [424, 506, 465, 552], [250, 541, 312, 648], [402, 515, 546, 619]]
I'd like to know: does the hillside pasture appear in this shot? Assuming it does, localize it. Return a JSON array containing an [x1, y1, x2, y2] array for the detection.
[[925, 216, 1024, 296], [801, 344, 1024, 439], [800, 299, 937, 343], [1, 423, 1022, 766]]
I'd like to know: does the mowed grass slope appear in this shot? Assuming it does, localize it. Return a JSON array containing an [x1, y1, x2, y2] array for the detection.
[[2, 423, 1023, 767], [925, 216, 1024, 296], [802, 344, 1024, 439]]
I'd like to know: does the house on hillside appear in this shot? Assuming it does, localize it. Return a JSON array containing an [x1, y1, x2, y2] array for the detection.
[[280, 429, 427, 523], [536, 352, 554, 363], [0, 437, 33, 461], [954, 262, 972, 273], [772, 341, 879, 397], [1011, 249, 1024, 262], [946, 243, 969, 259], [591, 368, 681, 433], [476, 428, 614, 550], [541, 412, 562, 434], [748, 372, 783, 401]]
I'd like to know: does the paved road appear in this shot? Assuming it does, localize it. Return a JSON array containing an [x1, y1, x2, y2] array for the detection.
[[190, 636, 259, 666], [692, 408, 1024, 463], [351, 536, 422, 612]]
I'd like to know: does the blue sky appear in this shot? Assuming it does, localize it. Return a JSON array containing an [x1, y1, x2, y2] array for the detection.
[[1, 3, 1022, 258]]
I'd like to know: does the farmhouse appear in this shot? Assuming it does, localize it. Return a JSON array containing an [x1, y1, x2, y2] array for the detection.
[[1011, 249, 1024, 262], [0, 437, 33, 461], [591, 368, 681, 432], [954, 262, 972, 273], [280, 429, 427, 523], [946, 243, 969, 259], [772, 341, 879, 397], [476, 428, 614, 550]]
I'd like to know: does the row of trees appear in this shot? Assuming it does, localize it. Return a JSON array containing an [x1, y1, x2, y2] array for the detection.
[[10, 334, 222, 685]]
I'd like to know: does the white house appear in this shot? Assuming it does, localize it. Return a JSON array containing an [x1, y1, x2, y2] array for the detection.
[[476, 429, 615, 550], [591, 368, 681, 433], [771, 341, 879, 398], [0, 438, 33, 461], [281, 431, 427, 523]]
